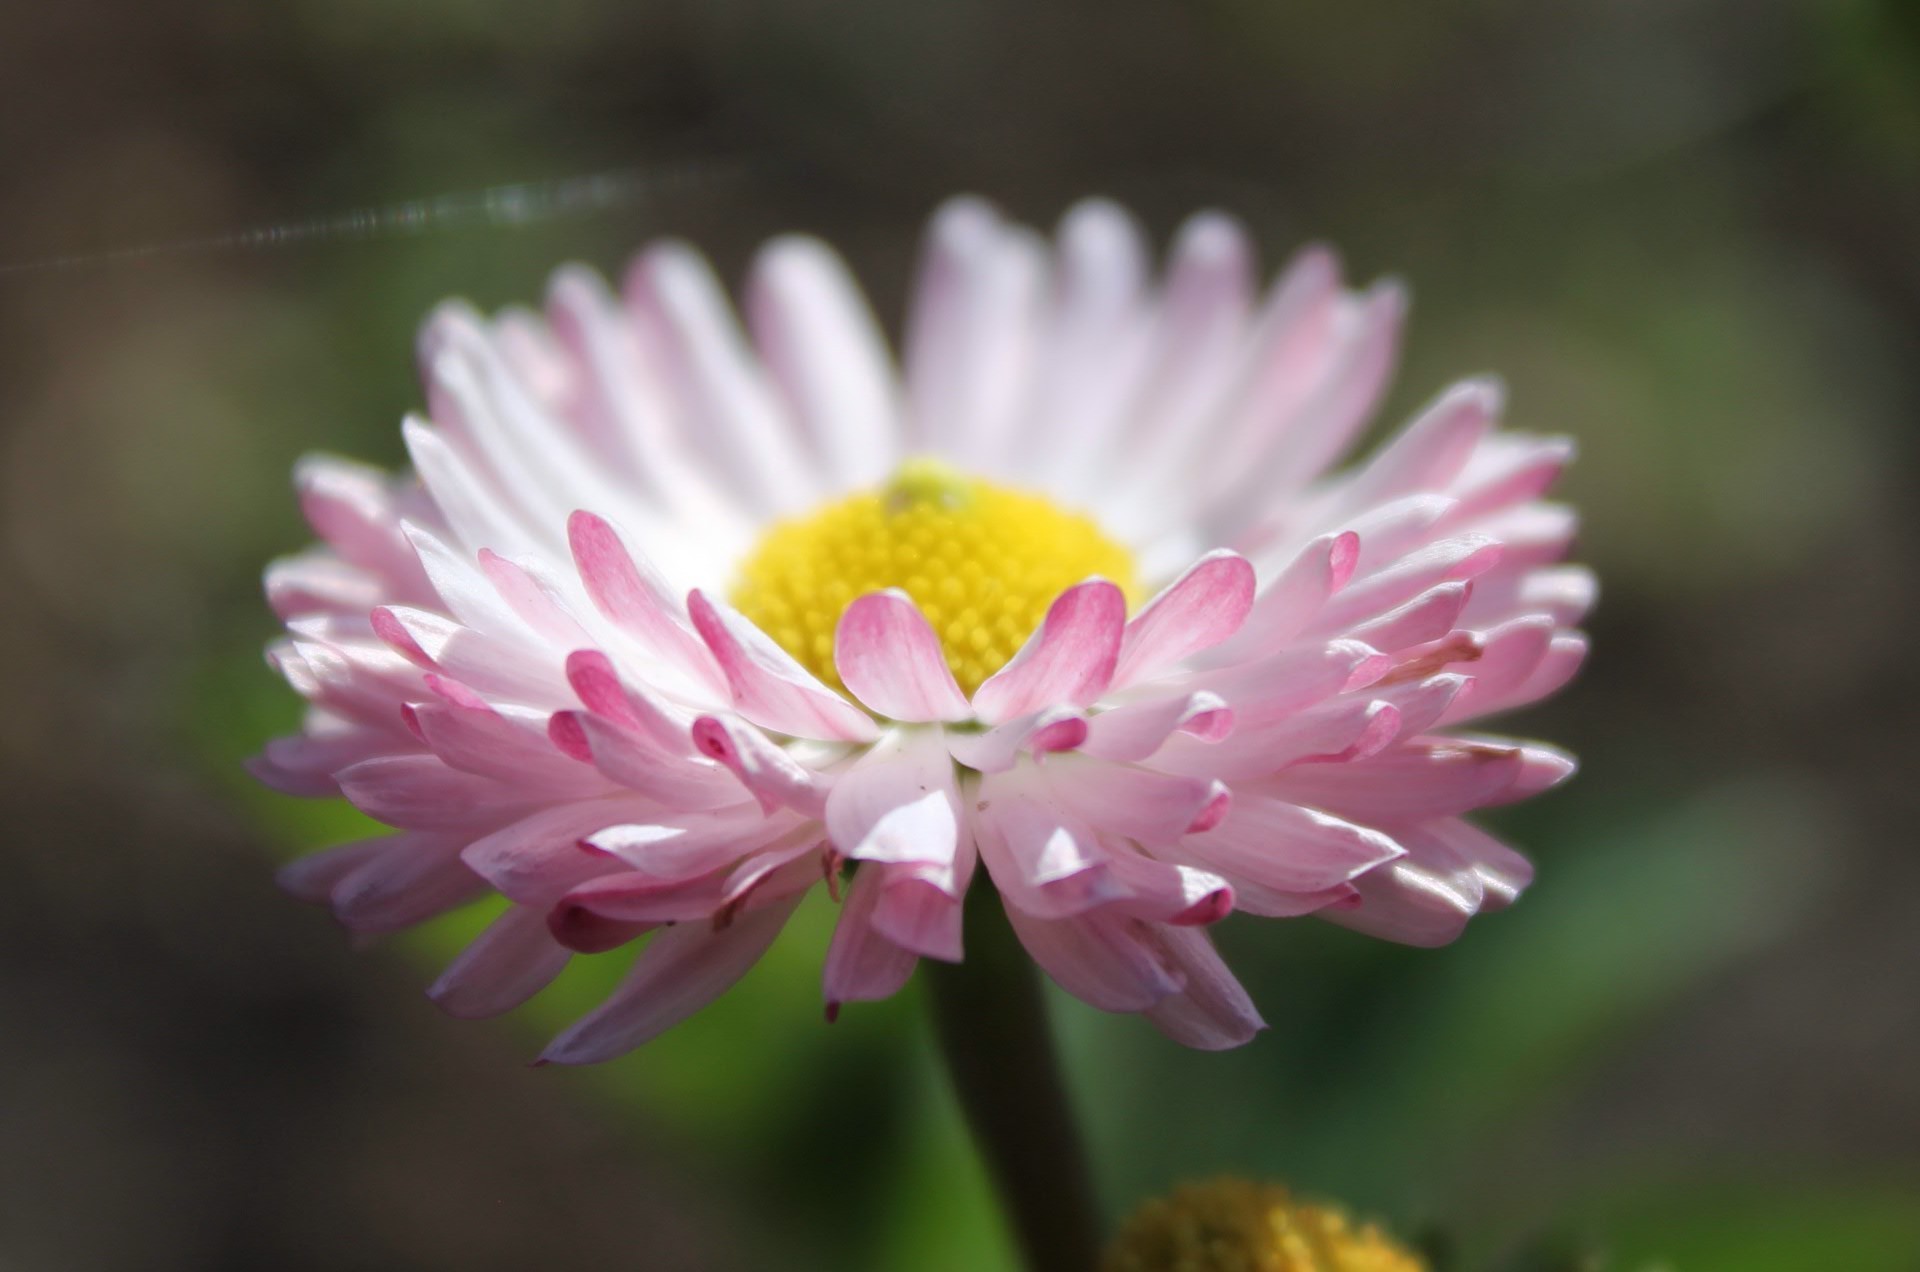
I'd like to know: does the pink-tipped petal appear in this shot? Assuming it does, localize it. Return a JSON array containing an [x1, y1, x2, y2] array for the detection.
[[971, 580, 1126, 724], [868, 865, 970, 961], [821, 866, 920, 1007], [1112, 551, 1256, 689], [539, 892, 803, 1064], [565, 712, 742, 808], [459, 799, 641, 904], [835, 591, 971, 723], [1079, 692, 1233, 762], [944, 706, 1088, 773], [1177, 794, 1404, 894], [1043, 760, 1228, 845], [692, 714, 831, 816], [688, 589, 879, 742], [567, 511, 722, 695], [1333, 377, 1499, 510], [1142, 926, 1266, 1050], [328, 833, 481, 933], [1271, 738, 1529, 820], [429, 904, 574, 1019], [823, 729, 961, 866], [336, 755, 542, 832], [1000, 904, 1182, 1012], [563, 649, 693, 752]]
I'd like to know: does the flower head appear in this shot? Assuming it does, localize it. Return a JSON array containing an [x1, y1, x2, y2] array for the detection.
[[257, 197, 1588, 1063], [1104, 1178, 1425, 1272]]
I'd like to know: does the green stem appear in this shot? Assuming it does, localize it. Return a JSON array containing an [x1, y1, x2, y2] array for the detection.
[[923, 882, 1104, 1272]]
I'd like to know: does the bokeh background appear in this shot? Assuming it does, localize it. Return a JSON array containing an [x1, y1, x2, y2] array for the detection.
[[3, 2, 1918, 1269]]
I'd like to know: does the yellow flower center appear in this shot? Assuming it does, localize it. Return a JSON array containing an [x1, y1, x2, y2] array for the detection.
[[1104, 1179, 1426, 1272], [731, 458, 1138, 695]]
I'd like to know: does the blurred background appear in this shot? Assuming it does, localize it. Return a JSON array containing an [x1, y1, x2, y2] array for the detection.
[[3, 1, 1917, 1268]]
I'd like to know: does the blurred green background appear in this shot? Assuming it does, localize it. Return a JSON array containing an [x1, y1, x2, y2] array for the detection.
[[3, 1, 1918, 1269]]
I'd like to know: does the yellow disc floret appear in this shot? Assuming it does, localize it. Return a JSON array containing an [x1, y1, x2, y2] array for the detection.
[[731, 458, 1138, 696], [1104, 1178, 1426, 1272]]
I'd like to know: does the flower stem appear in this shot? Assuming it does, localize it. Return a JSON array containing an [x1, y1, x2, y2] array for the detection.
[[923, 882, 1104, 1272]]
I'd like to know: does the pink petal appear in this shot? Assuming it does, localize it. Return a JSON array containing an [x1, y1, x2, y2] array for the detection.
[[1264, 280, 1408, 489], [1333, 494, 1459, 577], [1314, 535, 1505, 633], [1177, 696, 1402, 779], [834, 590, 970, 723], [1142, 926, 1266, 1050], [1484, 741, 1577, 805], [293, 454, 432, 597], [1020, 199, 1153, 495], [1000, 904, 1182, 1012], [409, 700, 606, 789], [868, 859, 972, 961], [1447, 434, 1576, 522], [265, 552, 383, 621], [545, 904, 656, 955], [1321, 819, 1532, 947], [971, 580, 1126, 724], [972, 777, 1124, 919], [1436, 616, 1558, 725], [558, 710, 743, 808], [336, 754, 543, 831], [1476, 503, 1578, 571], [564, 649, 694, 752], [944, 706, 1088, 773], [278, 632, 426, 726], [1101, 851, 1235, 926], [1179, 793, 1404, 894], [824, 729, 961, 866], [370, 605, 559, 705], [554, 836, 816, 931], [478, 549, 592, 648], [1517, 566, 1599, 626], [583, 808, 793, 878], [1042, 759, 1228, 845], [429, 904, 574, 1019], [692, 713, 831, 816], [1079, 692, 1233, 762], [1112, 551, 1256, 690], [251, 724, 404, 797], [1373, 673, 1474, 739], [568, 512, 723, 696], [1210, 532, 1360, 662], [538, 892, 803, 1064], [822, 866, 921, 1008], [1333, 377, 1499, 510], [543, 266, 752, 543], [1349, 582, 1473, 654], [1107, 212, 1255, 503], [688, 589, 879, 742], [1269, 738, 1529, 820], [276, 838, 387, 904], [1197, 246, 1344, 486], [459, 799, 642, 904], [1210, 280, 1405, 532], [1196, 638, 1391, 731], [327, 832, 481, 933]]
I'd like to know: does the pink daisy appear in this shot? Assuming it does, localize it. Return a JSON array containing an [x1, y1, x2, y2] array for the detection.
[[257, 197, 1588, 1064]]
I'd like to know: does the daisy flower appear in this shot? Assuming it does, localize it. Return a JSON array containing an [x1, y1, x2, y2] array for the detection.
[[256, 197, 1588, 1064]]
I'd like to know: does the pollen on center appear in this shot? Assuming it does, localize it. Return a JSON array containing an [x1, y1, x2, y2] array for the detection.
[[730, 457, 1139, 696]]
